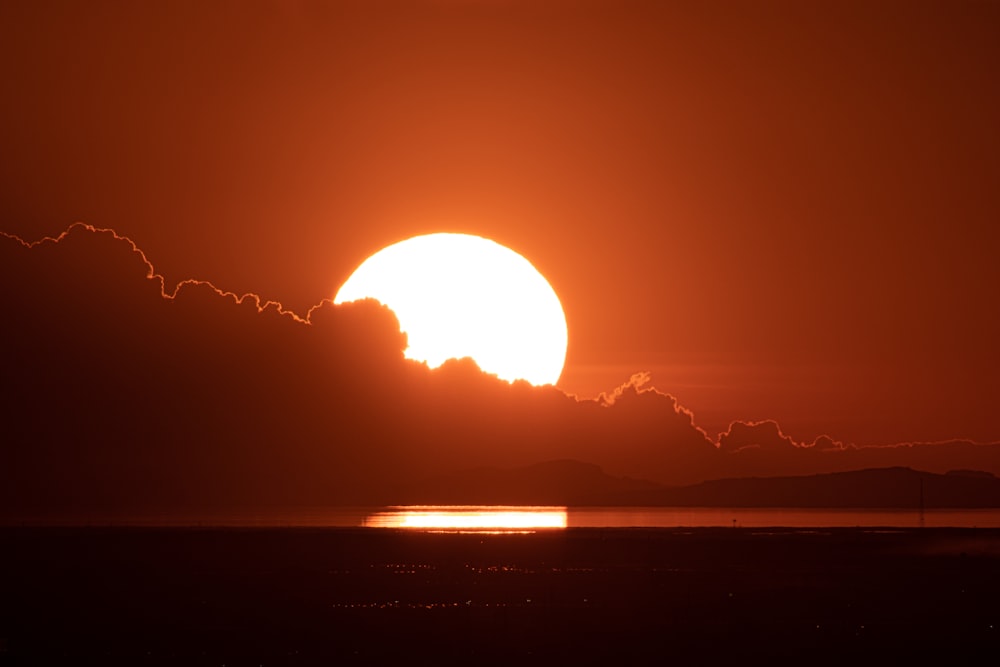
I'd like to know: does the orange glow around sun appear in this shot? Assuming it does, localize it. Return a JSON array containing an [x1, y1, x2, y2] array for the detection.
[[334, 233, 567, 386]]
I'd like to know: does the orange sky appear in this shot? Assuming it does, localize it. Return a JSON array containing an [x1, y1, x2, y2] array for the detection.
[[2, 1, 999, 507]]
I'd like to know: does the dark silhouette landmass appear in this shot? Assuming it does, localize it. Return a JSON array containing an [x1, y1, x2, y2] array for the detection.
[[660, 466, 1000, 508], [403, 460, 1000, 508]]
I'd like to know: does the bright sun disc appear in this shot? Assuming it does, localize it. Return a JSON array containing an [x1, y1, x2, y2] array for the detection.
[[334, 233, 567, 386]]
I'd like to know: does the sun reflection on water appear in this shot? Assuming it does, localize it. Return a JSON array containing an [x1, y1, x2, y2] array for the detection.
[[364, 506, 568, 532]]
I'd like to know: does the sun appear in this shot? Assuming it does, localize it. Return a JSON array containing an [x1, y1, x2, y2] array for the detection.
[[334, 233, 567, 386]]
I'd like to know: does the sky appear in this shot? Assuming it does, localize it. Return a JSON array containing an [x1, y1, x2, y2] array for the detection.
[[2, 1, 999, 511]]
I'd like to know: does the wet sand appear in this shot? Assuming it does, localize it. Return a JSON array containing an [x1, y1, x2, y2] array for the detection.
[[1, 527, 998, 665]]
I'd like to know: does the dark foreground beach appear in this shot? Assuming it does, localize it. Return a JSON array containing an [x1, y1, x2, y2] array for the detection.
[[1, 526, 998, 665]]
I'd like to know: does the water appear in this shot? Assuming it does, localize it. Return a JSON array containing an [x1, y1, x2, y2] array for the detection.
[[364, 506, 1000, 530], [365, 505, 567, 530], [564, 506, 1000, 529], [11, 506, 998, 529]]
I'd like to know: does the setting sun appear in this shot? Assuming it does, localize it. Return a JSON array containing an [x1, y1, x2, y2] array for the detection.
[[334, 233, 567, 386]]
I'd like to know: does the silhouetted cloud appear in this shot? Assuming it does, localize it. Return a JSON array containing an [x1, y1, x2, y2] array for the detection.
[[718, 420, 800, 452], [717, 420, 846, 452], [2, 225, 998, 514]]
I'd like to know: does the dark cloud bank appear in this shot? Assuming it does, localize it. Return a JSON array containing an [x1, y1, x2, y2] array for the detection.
[[2, 225, 998, 514]]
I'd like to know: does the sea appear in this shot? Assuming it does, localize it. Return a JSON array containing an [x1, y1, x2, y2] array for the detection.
[[7, 505, 1000, 529]]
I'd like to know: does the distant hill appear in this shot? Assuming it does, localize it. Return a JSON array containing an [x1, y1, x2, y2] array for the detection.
[[655, 467, 1000, 508], [401, 461, 1000, 508]]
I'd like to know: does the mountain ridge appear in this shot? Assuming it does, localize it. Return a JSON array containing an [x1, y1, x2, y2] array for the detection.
[[399, 460, 1000, 508]]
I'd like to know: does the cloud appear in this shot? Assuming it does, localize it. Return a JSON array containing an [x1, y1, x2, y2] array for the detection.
[[0, 225, 718, 509], [2, 224, 998, 514], [717, 420, 845, 453], [598, 371, 655, 405], [718, 420, 800, 453]]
